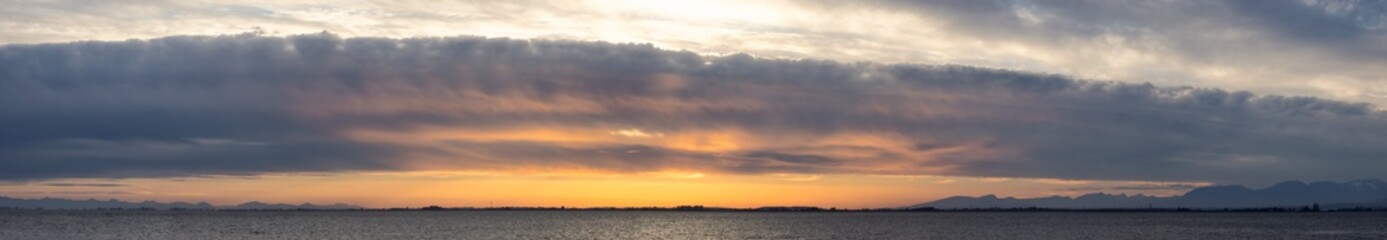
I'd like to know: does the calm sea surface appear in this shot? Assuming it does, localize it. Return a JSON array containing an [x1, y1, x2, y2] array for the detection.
[[2, 211, 1385, 239]]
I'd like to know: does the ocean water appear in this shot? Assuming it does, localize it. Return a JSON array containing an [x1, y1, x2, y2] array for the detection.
[[2, 211, 1385, 239]]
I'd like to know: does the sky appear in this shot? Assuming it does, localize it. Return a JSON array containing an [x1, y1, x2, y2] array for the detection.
[[0, 0, 1385, 208]]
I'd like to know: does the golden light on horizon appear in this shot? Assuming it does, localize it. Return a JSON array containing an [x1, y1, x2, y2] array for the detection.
[[0, 169, 1210, 209]]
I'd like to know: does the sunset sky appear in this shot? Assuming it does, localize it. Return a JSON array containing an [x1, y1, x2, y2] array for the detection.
[[2, 0, 1386, 208]]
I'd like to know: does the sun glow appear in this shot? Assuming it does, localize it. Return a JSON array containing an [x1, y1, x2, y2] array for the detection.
[[0, 171, 1209, 208]]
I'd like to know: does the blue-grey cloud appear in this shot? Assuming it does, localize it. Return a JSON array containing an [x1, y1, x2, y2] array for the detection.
[[858, 0, 1387, 58], [5, 0, 1386, 107], [41, 183, 126, 187], [1059, 184, 1202, 192], [1, 33, 1384, 184], [818, 0, 1387, 104]]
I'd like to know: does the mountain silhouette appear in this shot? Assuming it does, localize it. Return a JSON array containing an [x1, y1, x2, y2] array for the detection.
[[912, 179, 1387, 209], [0, 197, 361, 210], [230, 201, 362, 210]]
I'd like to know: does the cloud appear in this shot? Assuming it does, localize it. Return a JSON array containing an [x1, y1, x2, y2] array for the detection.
[[3, 0, 1385, 107], [835, 0, 1387, 103], [1, 33, 1385, 184], [1, 191, 134, 195], [41, 183, 127, 187], [610, 128, 664, 138], [1059, 184, 1203, 192]]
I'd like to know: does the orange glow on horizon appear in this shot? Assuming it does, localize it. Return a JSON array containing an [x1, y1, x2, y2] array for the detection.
[[0, 170, 1209, 209]]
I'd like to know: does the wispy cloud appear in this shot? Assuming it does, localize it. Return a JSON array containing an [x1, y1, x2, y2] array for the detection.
[[41, 183, 127, 187]]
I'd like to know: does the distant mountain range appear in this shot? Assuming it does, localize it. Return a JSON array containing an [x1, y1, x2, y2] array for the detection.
[[912, 179, 1387, 210], [0, 197, 362, 210]]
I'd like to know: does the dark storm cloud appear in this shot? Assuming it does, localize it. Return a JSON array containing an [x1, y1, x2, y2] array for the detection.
[[1, 33, 1385, 183]]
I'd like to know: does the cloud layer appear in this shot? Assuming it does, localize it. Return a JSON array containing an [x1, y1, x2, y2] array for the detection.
[[2, 34, 1385, 183], [4, 0, 1384, 106], [841, 0, 1387, 103]]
